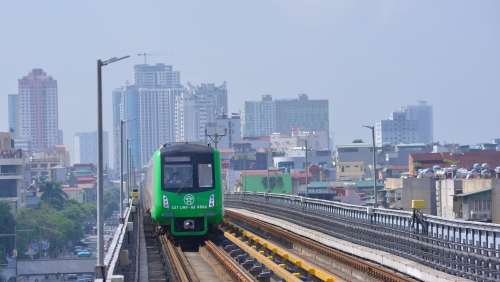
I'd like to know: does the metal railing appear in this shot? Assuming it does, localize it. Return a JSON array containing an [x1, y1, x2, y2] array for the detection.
[[225, 192, 500, 280]]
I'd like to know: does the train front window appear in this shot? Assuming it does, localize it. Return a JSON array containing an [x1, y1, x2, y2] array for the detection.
[[198, 164, 213, 187], [163, 164, 193, 188]]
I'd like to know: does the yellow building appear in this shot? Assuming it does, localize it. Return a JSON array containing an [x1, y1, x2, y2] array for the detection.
[[336, 161, 365, 181]]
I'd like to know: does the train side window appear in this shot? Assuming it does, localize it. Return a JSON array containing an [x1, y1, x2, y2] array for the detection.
[[198, 164, 213, 187]]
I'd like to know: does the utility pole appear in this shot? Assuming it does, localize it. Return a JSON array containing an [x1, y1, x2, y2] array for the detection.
[[267, 148, 270, 193], [205, 128, 227, 149], [363, 125, 377, 207]]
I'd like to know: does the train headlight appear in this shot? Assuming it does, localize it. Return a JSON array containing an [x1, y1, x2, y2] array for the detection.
[[163, 195, 169, 208], [208, 194, 215, 208]]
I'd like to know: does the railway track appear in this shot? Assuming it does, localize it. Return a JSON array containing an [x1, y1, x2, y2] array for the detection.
[[225, 209, 419, 282], [143, 212, 253, 281]]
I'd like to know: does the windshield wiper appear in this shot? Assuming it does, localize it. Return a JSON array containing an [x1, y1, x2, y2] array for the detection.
[[176, 173, 194, 194]]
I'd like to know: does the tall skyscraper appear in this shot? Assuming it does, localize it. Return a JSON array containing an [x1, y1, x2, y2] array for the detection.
[[374, 101, 433, 147], [138, 87, 183, 166], [241, 94, 329, 138], [134, 63, 181, 88], [114, 85, 140, 168], [403, 101, 433, 144], [18, 69, 59, 153], [241, 95, 276, 137], [75, 131, 109, 167], [175, 82, 227, 143], [8, 94, 18, 138], [114, 64, 229, 168], [112, 88, 123, 171], [275, 94, 329, 135], [122, 85, 140, 166]]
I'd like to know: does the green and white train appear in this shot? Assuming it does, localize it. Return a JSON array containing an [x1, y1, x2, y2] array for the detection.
[[145, 142, 224, 236]]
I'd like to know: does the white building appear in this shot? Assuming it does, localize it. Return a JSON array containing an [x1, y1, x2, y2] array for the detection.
[[175, 82, 228, 143], [206, 113, 241, 149], [139, 87, 184, 166], [375, 101, 433, 147], [404, 101, 433, 145], [134, 63, 181, 88], [75, 131, 109, 167], [270, 129, 329, 157], [375, 111, 420, 147]]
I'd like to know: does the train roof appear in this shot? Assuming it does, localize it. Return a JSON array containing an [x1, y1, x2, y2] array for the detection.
[[160, 143, 215, 154]]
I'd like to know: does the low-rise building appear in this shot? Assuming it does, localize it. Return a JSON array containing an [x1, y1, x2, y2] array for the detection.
[[30, 145, 70, 180], [0, 132, 26, 212]]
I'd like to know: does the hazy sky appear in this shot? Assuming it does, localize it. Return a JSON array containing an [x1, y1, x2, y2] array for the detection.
[[1, 1, 499, 167]]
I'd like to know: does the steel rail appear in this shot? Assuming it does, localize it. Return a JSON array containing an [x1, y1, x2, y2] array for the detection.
[[226, 209, 416, 282], [204, 240, 254, 282], [159, 235, 198, 282]]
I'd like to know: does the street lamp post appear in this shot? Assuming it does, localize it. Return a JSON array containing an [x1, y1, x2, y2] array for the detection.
[[131, 152, 135, 193], [300, 140, 309, 198], [120, 121, 133, 223], [96, 55, 129, 280], [362, 125, 377, 207], [128, 144, 132, 201]]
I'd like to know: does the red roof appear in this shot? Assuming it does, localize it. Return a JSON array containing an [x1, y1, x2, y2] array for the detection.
[[386, 165, 408, 170], [78, 177, 96, 184], [63, 187, 83, 191], [291, 172, 312, 178], [218, 148, 235, 153], [410, 151, 500, 170]]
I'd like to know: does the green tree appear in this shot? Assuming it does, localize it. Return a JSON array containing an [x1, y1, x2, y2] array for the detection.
[[66, 172, 78, 187], [104, 186, 121, 219], [81, 202, 97, 220], [15, 203, 85, 259], [0, 201, 16, 264], [39, 180, 68, 209], [412, 162, 422, 176]]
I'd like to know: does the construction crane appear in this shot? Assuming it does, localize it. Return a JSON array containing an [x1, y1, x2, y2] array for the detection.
[[138, 53, 173, 64]]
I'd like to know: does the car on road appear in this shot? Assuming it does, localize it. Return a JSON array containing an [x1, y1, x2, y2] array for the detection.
[[73, 246, 82, 254], [84, 235, 90, 242], [78, 251, 91, 258], [67, 274, 78, 280], [82, 274, 93, 282], [75, 241, 89, 247]]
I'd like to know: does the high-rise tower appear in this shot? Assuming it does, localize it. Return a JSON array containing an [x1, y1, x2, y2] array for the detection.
[[403, 101, 433, 144], [18, 69, 58, 153], [133, 63, 180, 88], [375, 101, 433, 147], [175, 82, 227, 143], [8, 94, 18, 138], [75, 131, 109, 167], [241, 94, 329, 138]]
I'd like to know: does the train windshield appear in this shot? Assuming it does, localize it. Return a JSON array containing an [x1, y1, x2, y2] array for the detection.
[[198, 163, 213, 187], [163, 164, 193, 188]]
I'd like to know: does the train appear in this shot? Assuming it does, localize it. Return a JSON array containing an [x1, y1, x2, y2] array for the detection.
[[144, 142, 224, 236]]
